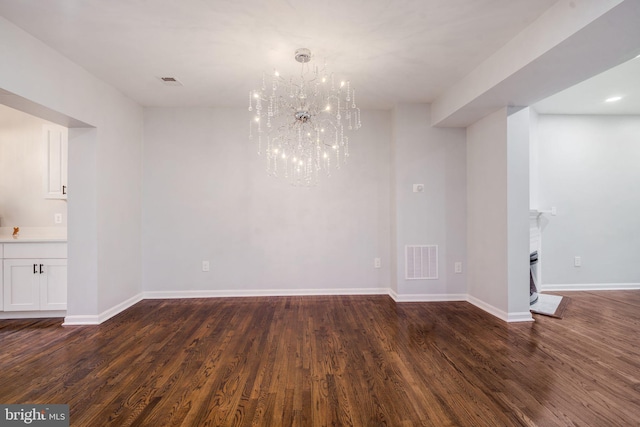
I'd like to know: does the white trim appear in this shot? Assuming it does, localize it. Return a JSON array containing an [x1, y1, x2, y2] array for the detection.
[[467, 296, 534, 323], [143, 288, 390, 299], [467, 295, 509, 321], [507, 311, 535, 322], [390, 293, 467, 303], [59, 288, 546, 326], [0, 310, 66, 320], [96, 292, 144, 322], [541, 283, 640, 291], [62, 292, 143, 326], [61, 315, 101, 326], [466, 295, 533, 322]]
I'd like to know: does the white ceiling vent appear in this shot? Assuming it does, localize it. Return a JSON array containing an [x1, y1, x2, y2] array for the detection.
[[405, 245, 438, 280], [159, 76, 183, 86]]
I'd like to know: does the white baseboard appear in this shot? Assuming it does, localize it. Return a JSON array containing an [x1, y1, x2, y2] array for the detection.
[[61, 315, 101, 326], [467, 295, 508, 321], [0, 310, 66, 320], [143, 288, 390, 299], [506, 311, 535, 322], [62, 292, 143, 326], [390, 291, 467, 303], [60, 288, 546, 326], [466, 295, 534, 323], [541, 283, 640, 291]]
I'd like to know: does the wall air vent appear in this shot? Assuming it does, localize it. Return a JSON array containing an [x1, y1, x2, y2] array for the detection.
[[405, 245, 438, 280], [159, 77, 183, 86]]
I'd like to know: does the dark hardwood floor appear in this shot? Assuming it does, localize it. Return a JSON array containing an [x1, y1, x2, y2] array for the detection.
[[1, 291, 639, 426]]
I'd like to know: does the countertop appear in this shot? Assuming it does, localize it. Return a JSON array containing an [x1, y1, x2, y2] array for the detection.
[[0, 227, 67, 243]]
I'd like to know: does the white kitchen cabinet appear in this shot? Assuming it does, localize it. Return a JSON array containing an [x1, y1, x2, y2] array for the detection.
[[1, 242, 67, 313], [3, 259, 40, 311], [3, 259, 67, 311], [44, 124, 68, 199], [40, 259, 67, 310]]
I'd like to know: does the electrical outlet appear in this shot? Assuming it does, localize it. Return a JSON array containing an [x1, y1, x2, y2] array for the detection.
[[574, 256, 581, 267], [413, 184, 424, 193], [454, 262, 462, 273], [54, 213, 63, 224], [202, 261, 210, 272], [374, 258, 381, 268]]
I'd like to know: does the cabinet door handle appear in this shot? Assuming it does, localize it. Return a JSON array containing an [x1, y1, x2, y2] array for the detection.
[[63, 185, 67, 195], [39, 264, 44, 274], [34, 264, 37, 274]]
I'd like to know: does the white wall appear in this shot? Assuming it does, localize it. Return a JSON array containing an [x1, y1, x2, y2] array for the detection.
[[389, 109, 399, 295], [0, 104, 67, 228], [0, 17, 143, 320], [392, 104, 467, 300], [142, 105, 469, 302], [536, 114, 640, 287], [466, 107, 533, 321], [506, 108, 532, 318], [142, 107, 391, 295], [529, 109, 540, 209], [467, 108, 508, 315]]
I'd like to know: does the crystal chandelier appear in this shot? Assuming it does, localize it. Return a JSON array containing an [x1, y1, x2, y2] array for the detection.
[[249, 48, 361, 185]]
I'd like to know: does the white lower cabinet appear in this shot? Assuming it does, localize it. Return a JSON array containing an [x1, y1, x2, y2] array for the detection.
[[3, 259, 67, 311], [40, 260, 67, 310], [3, 260, 39, 311], [1, 242, 67, 313]]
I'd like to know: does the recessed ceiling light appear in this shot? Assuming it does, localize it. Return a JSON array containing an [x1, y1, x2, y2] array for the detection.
[[605, 96, 623, 103]]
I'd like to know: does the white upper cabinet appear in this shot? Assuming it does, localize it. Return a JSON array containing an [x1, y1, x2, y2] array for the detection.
[[44, 124, 68, 199]]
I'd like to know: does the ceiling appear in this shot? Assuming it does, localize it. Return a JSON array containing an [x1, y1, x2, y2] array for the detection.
[[533, 54, 640, 115], [0, 0, 637, 115], [0, 0, 559, 110]]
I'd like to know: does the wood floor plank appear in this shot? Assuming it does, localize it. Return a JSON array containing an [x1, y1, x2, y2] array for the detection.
[[1, 292, 639, 426]]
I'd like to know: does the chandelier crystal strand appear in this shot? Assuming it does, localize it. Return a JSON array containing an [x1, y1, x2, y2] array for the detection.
[[345, 136, 350, 158], [249, 48, 361, 185]]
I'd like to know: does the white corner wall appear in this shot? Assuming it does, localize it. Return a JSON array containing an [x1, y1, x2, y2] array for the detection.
[[535, 114, 640, 289], [392, 104, 467, 301], [0, 17, 144, 322], [141, 108, 391, 296], [467, 109, 509, 316], [466, 107, 532, 321], [506, 108, 532, 319]]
